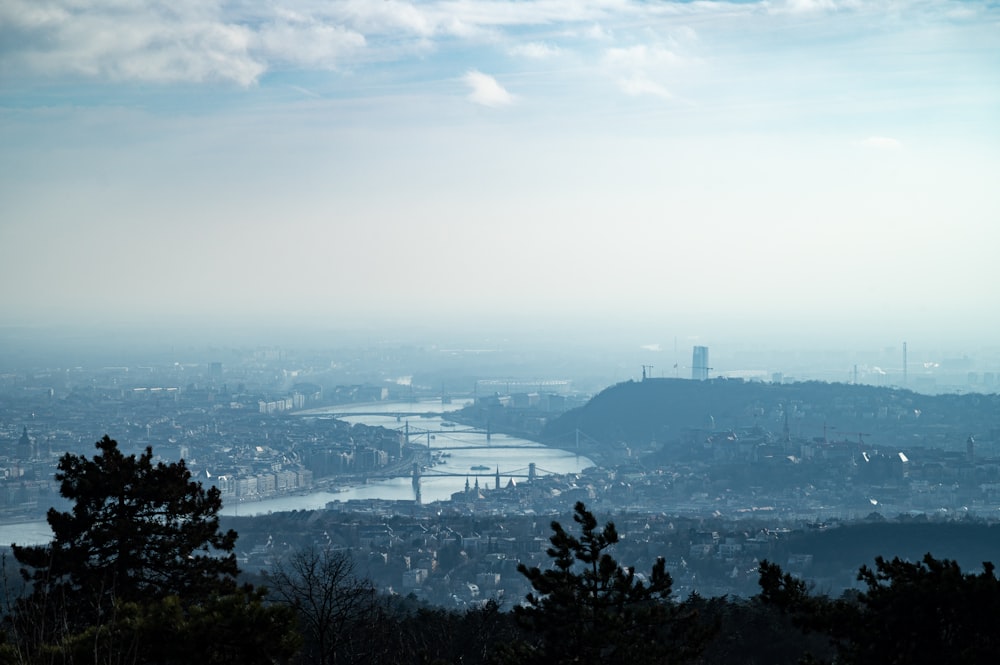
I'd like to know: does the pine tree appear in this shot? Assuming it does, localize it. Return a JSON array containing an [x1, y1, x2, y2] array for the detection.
[[759, 553, 1000, 665], [7, 435, 299, 663], [511, 501, 707, 665], [13, 435, 238, 622]]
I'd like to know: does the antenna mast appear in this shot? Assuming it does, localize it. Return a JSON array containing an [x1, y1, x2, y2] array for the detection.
[[903, 341, 908, 385]]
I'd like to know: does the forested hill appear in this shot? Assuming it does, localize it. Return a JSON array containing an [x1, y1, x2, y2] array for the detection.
[[540, 378, 999, 458]]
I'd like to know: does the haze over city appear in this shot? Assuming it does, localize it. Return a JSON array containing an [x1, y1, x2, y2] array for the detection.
[[2, 0, 998, 356], [5, 6, 1000, 659]]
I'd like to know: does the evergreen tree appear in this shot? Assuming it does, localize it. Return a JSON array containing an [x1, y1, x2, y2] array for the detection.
[[6, 435, 299, 664], [14, 436, 238, 619], [510, 501, 707, 664], [759, 552, 1000, 665]]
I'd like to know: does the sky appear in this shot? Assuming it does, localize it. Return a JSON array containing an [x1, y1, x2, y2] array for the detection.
[[1, 0, 998, 352]]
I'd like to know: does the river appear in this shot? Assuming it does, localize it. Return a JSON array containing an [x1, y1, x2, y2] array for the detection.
[[0, 399, 592, 546], [221, 399, 593, 515]]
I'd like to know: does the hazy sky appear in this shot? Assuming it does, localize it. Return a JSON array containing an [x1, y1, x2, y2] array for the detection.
[[1, 0, 998, 348]]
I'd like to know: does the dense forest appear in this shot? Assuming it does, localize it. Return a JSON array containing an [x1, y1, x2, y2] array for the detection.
[[4, 437, 1000, 664]]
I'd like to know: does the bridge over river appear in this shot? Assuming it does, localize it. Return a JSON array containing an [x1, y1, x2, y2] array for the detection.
[[366, 462, 559, 482], [316, 408, 501, 443], [303, 400, 597, 503]]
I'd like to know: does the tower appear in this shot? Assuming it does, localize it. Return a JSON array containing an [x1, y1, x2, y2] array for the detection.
[[411, 462, 421, 501], [692, 346, 710, 381], [17, 426, 33, 460]]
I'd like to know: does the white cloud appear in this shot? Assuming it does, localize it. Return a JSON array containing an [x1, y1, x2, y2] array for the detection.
[[508, 42, 561, 59], [670, 25, 698, 44], [602, 43, 684, 100], [316, 0, 436, 37], [257, 20, 366, 69], [0, 0, 992, 101], [3, 0, 997, 340], [604, 44, 683, 69], [766, 0, 846, 14], [1, 0, 265, 85], [2, 0, 619, 85], [583, 23, 614, 41], [463, 70, 515, 107], [618, 75, 671, 99], [0, 0, 663, 86], [861, 136, 902, 150]]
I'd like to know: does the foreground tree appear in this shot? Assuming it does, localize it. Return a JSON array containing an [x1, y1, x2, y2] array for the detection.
[[759, 552, 1000, 665], [509, 501, 709, 665], [14, 436, 238, 614], [268, 547, 379, 665], [6, 435, 299, 664]]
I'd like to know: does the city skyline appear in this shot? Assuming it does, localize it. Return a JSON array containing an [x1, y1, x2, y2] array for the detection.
[[2, 0, 998, 350]]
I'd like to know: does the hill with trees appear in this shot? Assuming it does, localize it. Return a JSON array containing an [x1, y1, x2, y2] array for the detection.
[[540, 378, 1000, 460]]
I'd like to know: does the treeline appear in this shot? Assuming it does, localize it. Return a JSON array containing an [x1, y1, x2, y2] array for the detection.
[[229, 506, 1000, 598], [3, 437, 999, 664]]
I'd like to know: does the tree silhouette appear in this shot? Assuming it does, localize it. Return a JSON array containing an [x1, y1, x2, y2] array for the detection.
[[7, 435, 299, 663], [14, 436, 238, 619], [268, 547, 378, 665], [511, 501, 708, 664], [759, 552, 1000, 665]]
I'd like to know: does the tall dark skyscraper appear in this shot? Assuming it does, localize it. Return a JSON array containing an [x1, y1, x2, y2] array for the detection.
[[692, 346, 709, 381]]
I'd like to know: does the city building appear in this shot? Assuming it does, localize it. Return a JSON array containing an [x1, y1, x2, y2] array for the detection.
[[692, 346, 710, 381]]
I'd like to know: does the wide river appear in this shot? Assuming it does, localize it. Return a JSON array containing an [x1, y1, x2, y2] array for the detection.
[[220, 399, 594, 514], [0, 400, 593, 545]]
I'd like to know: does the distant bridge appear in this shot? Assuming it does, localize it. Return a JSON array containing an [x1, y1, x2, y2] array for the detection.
[[412, 444, 539, 450], [399, 422, 497, 445], [363, 463, 564, 482], [309, 411, 497, 442], [315, 411, 445, 419]]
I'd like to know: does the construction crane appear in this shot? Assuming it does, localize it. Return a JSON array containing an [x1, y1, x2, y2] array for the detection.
[[850, 432, 871, 446]]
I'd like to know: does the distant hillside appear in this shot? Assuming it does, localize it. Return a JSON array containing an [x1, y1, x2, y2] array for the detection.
[[540, 379, 1000, 459], [789, 519, 1000, 576]]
